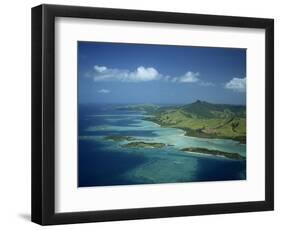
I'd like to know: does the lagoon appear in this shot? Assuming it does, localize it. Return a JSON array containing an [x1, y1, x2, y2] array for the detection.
[[78, 104, 246, 187]]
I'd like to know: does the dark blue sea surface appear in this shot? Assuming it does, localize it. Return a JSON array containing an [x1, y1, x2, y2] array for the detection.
[[78, 104, 246, 187]]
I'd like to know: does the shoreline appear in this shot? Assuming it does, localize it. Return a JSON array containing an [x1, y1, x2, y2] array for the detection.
[[181, 147, 246, 160], [144, 117, 246, 145], [101, 133, 245, 160]]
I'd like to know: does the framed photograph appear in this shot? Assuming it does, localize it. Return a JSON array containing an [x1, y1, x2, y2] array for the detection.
[[31, 4, 274, 225]]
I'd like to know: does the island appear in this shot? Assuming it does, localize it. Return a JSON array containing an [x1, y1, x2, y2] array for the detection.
[[122, 101, 246, 144], [181, 147, 246, 160], [121, 142, 166, 148], [104, 135, 137, 142]]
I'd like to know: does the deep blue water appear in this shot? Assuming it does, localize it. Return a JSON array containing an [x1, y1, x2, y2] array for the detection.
[[78, 104, 246, 187]]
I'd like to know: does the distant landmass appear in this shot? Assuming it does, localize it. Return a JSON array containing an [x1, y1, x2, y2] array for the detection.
[[117, 100, 246, 144], [181, 147, 246, 160]]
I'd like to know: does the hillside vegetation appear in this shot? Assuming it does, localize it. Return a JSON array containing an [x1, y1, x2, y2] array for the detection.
[[123, 100, 246, 143]]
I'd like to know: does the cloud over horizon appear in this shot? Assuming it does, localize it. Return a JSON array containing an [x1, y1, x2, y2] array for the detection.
[[225, 77, 246, 92], [177, 71, 200, 83], [91, 65, 161, 82], [87, 65, 216, 87], [171, 72, 215, 87]]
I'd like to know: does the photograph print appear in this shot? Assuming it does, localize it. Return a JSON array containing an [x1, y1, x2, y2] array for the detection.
[[78, 41, 246, 187]]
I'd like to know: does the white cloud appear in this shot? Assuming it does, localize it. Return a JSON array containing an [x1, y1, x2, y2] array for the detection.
[[91, 65, 161, 82], [178, 71, 200, 83], [97, 89, 110, 94], [130, 66, 161, 82], [94, 65, 107, 73], [170, 71, 200, 83], [225, 77, 246, 92], [87, 65, 215, 87]]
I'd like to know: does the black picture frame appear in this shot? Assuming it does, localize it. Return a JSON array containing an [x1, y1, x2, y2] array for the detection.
[[31, 4, 274, 225]]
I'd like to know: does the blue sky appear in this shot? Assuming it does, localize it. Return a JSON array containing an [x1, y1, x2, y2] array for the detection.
[[78, 41, 246, 105]]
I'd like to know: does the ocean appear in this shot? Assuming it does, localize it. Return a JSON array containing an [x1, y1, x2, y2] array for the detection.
[[78, 104, 246, 187]]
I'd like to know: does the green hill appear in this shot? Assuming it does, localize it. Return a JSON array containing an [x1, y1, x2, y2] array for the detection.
[[145, 101, 246, 143]]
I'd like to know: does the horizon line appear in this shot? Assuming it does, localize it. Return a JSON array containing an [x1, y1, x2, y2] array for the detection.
[[78, 100, 246, 106]]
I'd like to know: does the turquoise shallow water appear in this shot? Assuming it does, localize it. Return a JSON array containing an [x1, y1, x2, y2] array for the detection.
[[78, 104, 246, 187]]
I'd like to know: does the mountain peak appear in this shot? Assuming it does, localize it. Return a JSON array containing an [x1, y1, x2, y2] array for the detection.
[[193, 100, 208, 104]]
